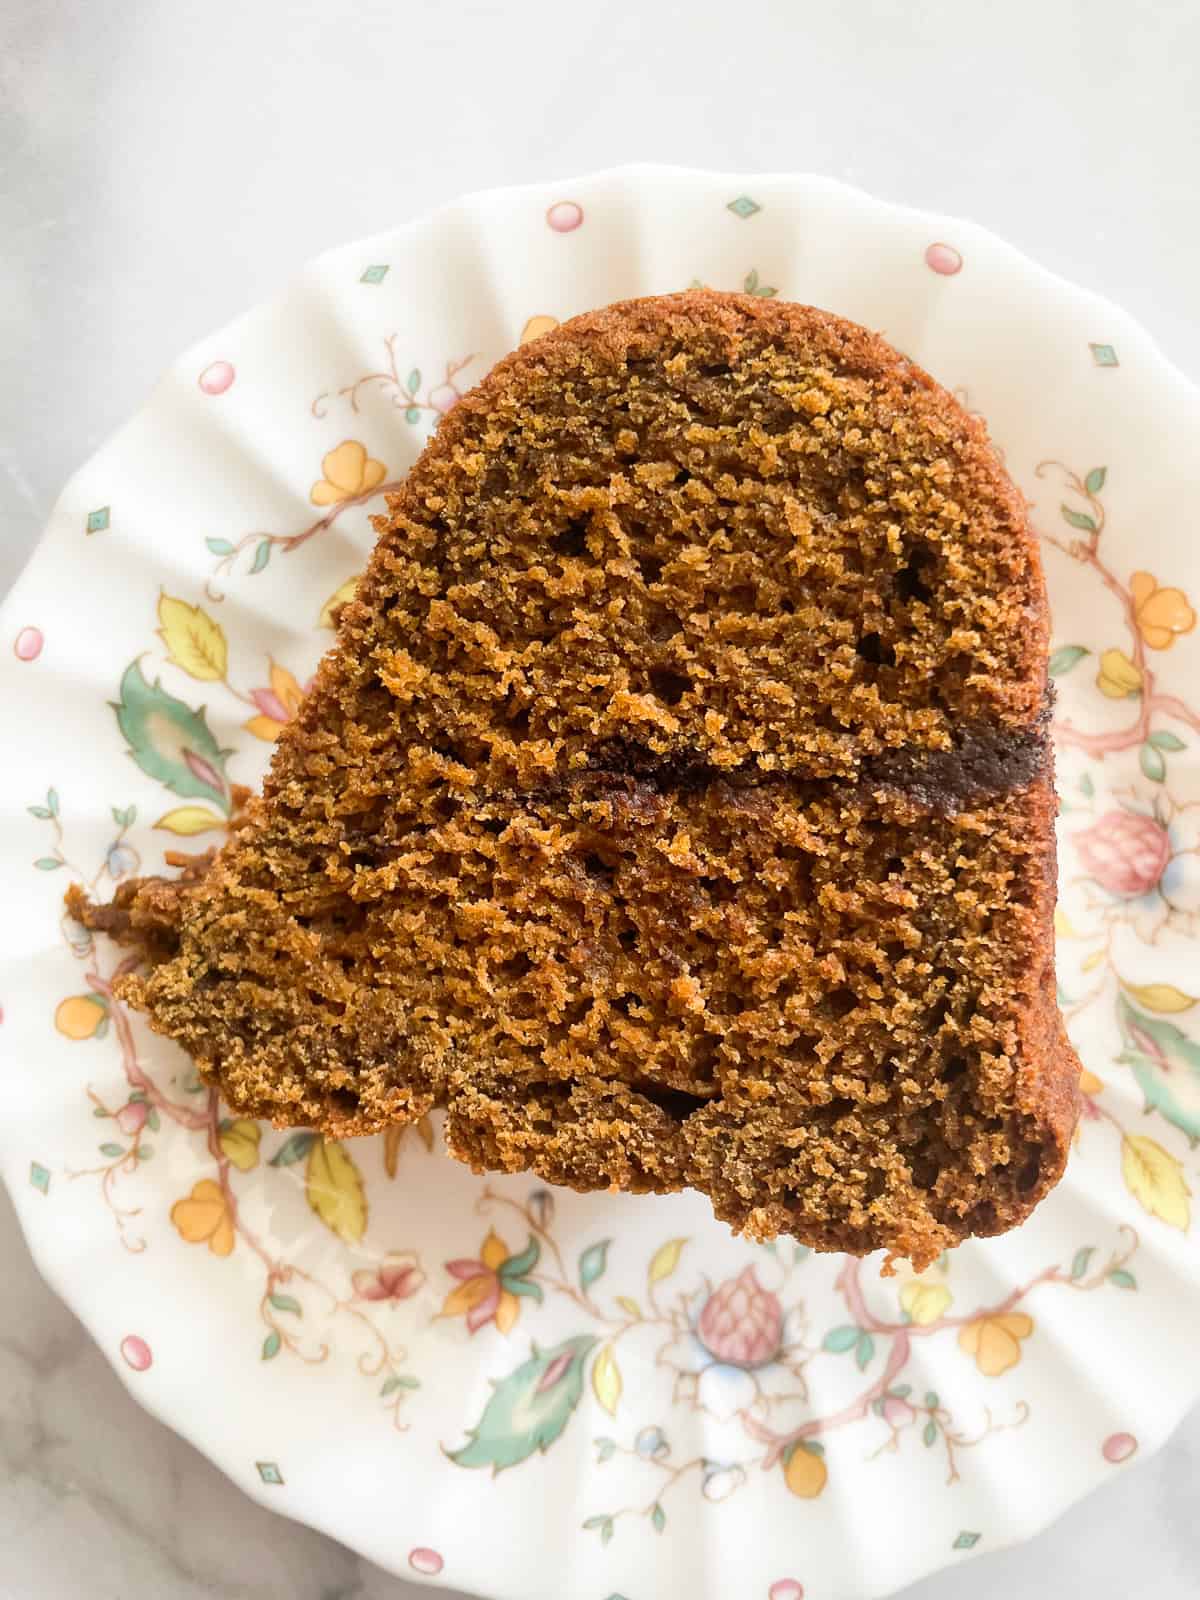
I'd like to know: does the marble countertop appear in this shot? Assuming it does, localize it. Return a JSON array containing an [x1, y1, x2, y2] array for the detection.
[[5, 1, 1200, 1595]]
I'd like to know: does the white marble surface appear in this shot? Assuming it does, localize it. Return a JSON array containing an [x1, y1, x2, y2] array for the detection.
[[4, 1, 1200, 1595]]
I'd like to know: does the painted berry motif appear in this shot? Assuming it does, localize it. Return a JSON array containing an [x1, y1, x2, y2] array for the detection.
[[697, 1267, 783, 1368], [1075, 810, 1172, 898]]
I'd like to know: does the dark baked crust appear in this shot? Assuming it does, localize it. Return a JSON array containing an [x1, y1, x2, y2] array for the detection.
[[77, 291, 1081, 1267]]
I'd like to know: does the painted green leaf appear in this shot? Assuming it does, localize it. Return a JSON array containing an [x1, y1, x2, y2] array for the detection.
[[381, 1374, 420, 1396], [206, 537, 235, 556], [407, 368, 421, 393], [136, 1144, 153, 1160], [595, 1436, 617, 1462], [404, 406, 421, 424], [146, 1107, 160, 1132], [504, 1277, 544, 1303], [1148, 730, 1186, 752], [1048, 645, 1089, 677], [1139, 742, 1166, 783], [1109, 1268, 1137, 1290], [111, 803, 137, 827], [1061, 505, 1097, 532], [99, 1143, 125, 1158], [744, 270, 759, 292], [113, 660, 230, 813], [1084, 466, 1107, 494], [448, 1333, 597, 1472], [822, 1324, 861, 1353], [27, 805, 52, 820], [269, 1293, 303, 1316], [922, 1420, 938, 1447], [924, 1390, 940, 1408], [651, 1502, 666, 1533], [250, 540, 272, 574], [500, 1235, 541, 1282], [46, 787, 59, 815], [891, 1383, 912, 1399], [1070, 1247, 1094, 1281], [262, 1331, 281, 1360], [33, 857, 62, 871], [855, 1332, 875, 1370], [269, 1130, 318, 1166], [1117, 996, 1200, 1142], [1079, 772, 1095, 798], [579, 1239, 611, 1291]]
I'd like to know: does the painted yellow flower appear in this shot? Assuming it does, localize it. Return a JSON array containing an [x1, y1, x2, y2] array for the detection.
[[1131, 572, 1196, 651], [310, 440, 388, 507], [899, 1278, 953, 1326], [1096, 647, 1143, 699], [441, 1229, 541, 1335], [170, 1179, 235, 1257], [243, 660, 309, 742], [957, 1311, 1033, 1376]]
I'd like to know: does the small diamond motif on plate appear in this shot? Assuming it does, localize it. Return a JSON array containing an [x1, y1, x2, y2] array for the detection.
[[29, 1162, 50, 1195], [360, 264, 390, 285], [727, 195, 761, 219], [1089, 342, 1119, 367], [256, 1461, 284, 1486], [86, 507, 110, 535], [953, 1531, 981, 1551]]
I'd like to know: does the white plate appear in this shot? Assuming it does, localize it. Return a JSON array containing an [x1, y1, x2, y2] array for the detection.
[[2, 166, 1199, 1600]]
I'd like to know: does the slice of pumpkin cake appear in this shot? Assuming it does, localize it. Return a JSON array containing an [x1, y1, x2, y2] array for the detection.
[[76, 290, 1080, 1267]]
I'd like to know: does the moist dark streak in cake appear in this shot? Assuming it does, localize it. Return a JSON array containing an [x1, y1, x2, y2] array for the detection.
[[861, 695, 1054, 812], [587, 705, 1055, 809], [74, 290, 1081, 1269]]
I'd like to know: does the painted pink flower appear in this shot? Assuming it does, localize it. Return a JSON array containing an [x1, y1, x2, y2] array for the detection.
[[115, 1099, 149, 1137], [698, 1266, 783, 1368], [352, 1251, 424, 1303], [441, 1231, 541, 1336], [1076, 810, 1171, 897]]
